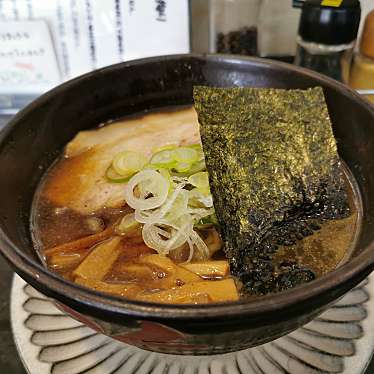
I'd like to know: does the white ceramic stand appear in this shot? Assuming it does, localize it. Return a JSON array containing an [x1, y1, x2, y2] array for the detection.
[[10, 274, 374, 374]]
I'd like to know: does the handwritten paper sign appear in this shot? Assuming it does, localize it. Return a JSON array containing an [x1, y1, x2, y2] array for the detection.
[[0, 0, 190, 95], [0, 21, 60, 95]]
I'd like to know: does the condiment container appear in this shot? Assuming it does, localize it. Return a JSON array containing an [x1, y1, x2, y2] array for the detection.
[[349, 10, 374, 104], [295, 0, 361, 82], [208, 0, 261, 55]]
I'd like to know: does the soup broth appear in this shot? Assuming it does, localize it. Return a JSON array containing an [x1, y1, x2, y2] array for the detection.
[[31, 106, 360, 304]]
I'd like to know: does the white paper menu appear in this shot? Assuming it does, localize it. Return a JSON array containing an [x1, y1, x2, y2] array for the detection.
[[0, 0, 190, 96], [0, 20, 61, 95]]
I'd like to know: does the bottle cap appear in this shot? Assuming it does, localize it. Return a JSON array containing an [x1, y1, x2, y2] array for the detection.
[[298, 0, 361, 45], [360, 11, 374, 59]]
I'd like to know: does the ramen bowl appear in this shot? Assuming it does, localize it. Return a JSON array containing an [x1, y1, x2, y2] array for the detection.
[[0, 55, 374, 355]]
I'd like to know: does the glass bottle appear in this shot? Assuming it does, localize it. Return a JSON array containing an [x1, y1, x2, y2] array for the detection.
[[349, 10, 374, 104], [294, 0, 361, 82], [209, 0, 261, 56]]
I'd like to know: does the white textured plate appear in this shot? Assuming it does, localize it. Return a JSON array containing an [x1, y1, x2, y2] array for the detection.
[[11, 274, 374, 374]]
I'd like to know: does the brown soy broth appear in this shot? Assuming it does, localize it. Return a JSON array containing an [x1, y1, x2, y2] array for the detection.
[[30, 107, 361, 300], [33, 198, 128, 250], [31, 160, 360, 296], [274, 165, 360, 276]]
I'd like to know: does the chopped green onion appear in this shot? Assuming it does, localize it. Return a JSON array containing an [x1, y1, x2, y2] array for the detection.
[[185, 159, 206, 175], [117, 213, 140, 235], [150, 149, 176, 168], [188, 189, 213, 208], [125, 170, 169, 210], [152, 144, 178, 153], [174, 162, 192, 173], [112, 150, 148, 176], [106, 166, 132, 183], [107, 143, 206, 183], [188, 172, 210, 194], [194, 213, 218, 229], [171, 160, 206, 177], [122, 164, 215, 260], [188, 144, 205, 161], [142, 166, 173, 192], [173, 147, 198, 163], [164, 189, 189, 222], [210, 213, 218, 225], [158, 168, 172, 184]]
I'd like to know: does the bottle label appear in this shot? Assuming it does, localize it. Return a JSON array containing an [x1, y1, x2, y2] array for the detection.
[[321, 0, 343, 7]]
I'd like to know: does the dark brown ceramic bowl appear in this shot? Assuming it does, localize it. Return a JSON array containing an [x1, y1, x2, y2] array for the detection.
[[0, 54, 374, 355]]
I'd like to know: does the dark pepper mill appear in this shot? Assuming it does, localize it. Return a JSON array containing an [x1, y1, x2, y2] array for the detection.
[[294, 0, 361, 81]]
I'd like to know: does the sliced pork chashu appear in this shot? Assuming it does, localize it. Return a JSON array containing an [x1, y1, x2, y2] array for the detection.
[[43, 107, 200, 214]]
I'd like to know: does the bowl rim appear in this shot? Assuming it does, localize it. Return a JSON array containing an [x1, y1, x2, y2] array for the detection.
[[1, 53, 374, 321]]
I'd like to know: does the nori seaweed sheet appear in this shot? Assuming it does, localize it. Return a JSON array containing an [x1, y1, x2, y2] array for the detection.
[[193, 86, 349, 295]]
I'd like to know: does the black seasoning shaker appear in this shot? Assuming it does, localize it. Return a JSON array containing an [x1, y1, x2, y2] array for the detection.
[[209, 0, 261, 56], [294, 0, 361, 81]]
